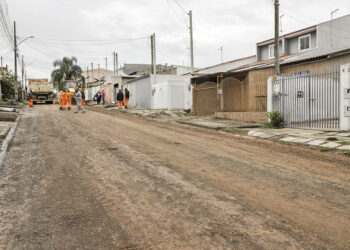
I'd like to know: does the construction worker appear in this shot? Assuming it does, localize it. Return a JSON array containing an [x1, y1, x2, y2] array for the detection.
[[81, 89, 85, 107], [124, 88, 129, 109], [116, 89, 124, 110], [59, 90, 65, 110], [62, 89, 68, 110], [66, 90, 73, 110], [27, 91, 33, 107]]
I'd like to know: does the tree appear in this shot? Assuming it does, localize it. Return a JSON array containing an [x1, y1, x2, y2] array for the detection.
[[0, 70, 16, 100], [51, 56, 85, 90]]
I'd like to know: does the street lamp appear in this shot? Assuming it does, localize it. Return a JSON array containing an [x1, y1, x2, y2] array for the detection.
[[17, 36, 35, 47]]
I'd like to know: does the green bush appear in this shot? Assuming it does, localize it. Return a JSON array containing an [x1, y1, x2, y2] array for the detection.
[[267, 111, 284, 128]]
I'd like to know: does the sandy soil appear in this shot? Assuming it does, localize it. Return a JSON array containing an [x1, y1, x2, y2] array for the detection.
[[0, 105, 349, 249]]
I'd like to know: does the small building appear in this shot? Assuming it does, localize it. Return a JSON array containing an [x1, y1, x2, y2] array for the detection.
[[126, 74, 192, 110]]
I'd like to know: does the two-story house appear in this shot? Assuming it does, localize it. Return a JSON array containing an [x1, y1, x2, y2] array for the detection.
[[191, 14, 350, 122]]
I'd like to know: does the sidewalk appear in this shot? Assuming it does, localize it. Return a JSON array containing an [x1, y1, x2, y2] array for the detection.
[[247, 128, 350, 152], [176, 115, 350, 154]]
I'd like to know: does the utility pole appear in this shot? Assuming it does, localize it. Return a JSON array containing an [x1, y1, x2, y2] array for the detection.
[[274, 0, 280, 75], [151, 34, 154, 74], [115, 53, 118, 76], [189, 10, 194, 74], [22, 55, 24, 99], [105, 57, 107, 70], [113, 52, 116, 76], [151, 33, 156, 75], [86, 66, 89, 88], [14, 21, 18, 101], [218, 46, 223, 63], [91, 63, 94, 84]]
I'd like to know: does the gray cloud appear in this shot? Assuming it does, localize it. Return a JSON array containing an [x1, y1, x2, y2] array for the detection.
[[2, 0, 350, 78]]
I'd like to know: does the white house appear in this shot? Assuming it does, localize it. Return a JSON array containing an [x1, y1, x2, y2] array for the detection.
[[126, 74, 192, 110]]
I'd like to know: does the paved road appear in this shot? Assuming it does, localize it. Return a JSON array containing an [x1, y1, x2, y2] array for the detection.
[[1, 105, 349, 249]]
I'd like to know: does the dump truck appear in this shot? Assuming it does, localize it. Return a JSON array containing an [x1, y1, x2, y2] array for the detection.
[[28, 79, 54, 104], [65, 80, 78, 104]]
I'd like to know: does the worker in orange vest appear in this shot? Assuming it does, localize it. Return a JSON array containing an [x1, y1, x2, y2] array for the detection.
[[81, 89, 85, 107], [124, 88, 129, 109], [60, 90, 68, 110], [27, 91, 33, 107], [59, 90, 64, 110], [66, 91, 73, 110], [116, 89, 124, 109]]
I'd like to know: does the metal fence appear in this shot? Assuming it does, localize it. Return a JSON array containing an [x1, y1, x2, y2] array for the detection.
[[272, 66, 340, 129]]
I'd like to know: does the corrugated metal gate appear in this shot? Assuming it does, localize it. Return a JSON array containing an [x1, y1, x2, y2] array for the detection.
[[272, 66, 340, 129], [193, 81, 217, 115]]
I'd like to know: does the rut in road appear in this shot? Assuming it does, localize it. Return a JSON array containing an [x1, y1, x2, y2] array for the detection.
[[0, 105, 349, 249]]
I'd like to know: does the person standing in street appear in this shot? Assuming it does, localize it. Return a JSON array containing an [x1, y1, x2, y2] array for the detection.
[[74, 88, 86, 113], [96, 91, 101, 105], [116, 89, 124, 110], [102, 90, 105, 105], [81, 89, 85, 107], [124, 88, 130, 109], [27, 90, 33, 107]]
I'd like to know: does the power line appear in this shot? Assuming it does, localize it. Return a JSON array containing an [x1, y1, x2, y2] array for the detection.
[[173, 0, 187, 14]]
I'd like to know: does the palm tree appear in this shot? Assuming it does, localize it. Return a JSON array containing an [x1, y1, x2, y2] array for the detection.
[[51, 56, 84, 90]]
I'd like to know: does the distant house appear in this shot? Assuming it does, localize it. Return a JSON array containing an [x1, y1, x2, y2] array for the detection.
[[81, 63, 189, 104], [191, 14, 350, 123]]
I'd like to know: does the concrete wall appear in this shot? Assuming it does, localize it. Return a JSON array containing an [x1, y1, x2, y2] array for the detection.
[[99, 83, 115, 104], [152, 76, 191, 110], [317, 14, 350, 51], [126, 74, 190, 109], [126, 76, 152, 109]]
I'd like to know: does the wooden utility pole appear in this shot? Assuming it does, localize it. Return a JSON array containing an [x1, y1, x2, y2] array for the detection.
[[115, 52, 118, 76], [189, 10, 194, 74], [274, 0, 280, 75], [91, 63, 94, 84], [14, 21, 18, 101], [22, 55, 24, 99], [151, 34, 154, 74], [151, 33, 156, 75]]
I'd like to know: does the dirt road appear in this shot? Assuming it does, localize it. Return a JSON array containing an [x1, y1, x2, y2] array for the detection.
[[0, 105, 349, 249]]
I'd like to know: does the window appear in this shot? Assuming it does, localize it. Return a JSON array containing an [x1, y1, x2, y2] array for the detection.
[[299, 34, 311, 51], [269, 44, 275, 58]]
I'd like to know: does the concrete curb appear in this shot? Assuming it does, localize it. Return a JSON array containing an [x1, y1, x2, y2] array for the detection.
[[0, 113, 21, 166]]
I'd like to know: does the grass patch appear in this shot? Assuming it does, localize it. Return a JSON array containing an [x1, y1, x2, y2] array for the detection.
[[320, 147, 333, 152], [261, 123, 280, 129], [326, 137, 338, 141], [339, 141, 350, 146], [340, 150, 350, 156], [225, 127, 241, 131]]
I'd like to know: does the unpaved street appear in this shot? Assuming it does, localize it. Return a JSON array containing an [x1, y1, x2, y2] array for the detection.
[[0, 105, 349, 249]]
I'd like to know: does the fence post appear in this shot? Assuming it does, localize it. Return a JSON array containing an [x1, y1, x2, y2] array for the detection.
[[267, 76, 274, 114], [340, 64, 350, 131]]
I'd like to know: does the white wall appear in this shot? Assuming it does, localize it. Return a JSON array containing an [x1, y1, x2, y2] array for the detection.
[[152, 76, 192, 110], [127, 74, 192, 110], [126, 76, 152, 109], [85, 86, 100, 101]]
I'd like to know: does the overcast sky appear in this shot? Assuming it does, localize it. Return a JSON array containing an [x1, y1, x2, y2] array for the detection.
[[1, 0, 350, 79]]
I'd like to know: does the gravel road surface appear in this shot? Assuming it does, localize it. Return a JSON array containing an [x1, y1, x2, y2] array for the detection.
[[0, 105, 349, 249]]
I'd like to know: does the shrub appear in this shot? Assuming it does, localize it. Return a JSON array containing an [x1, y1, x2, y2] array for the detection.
[[267, 111, 284, 128]]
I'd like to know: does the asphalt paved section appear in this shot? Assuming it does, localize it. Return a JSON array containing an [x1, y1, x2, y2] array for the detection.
[[1, 105, 349, 249]]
